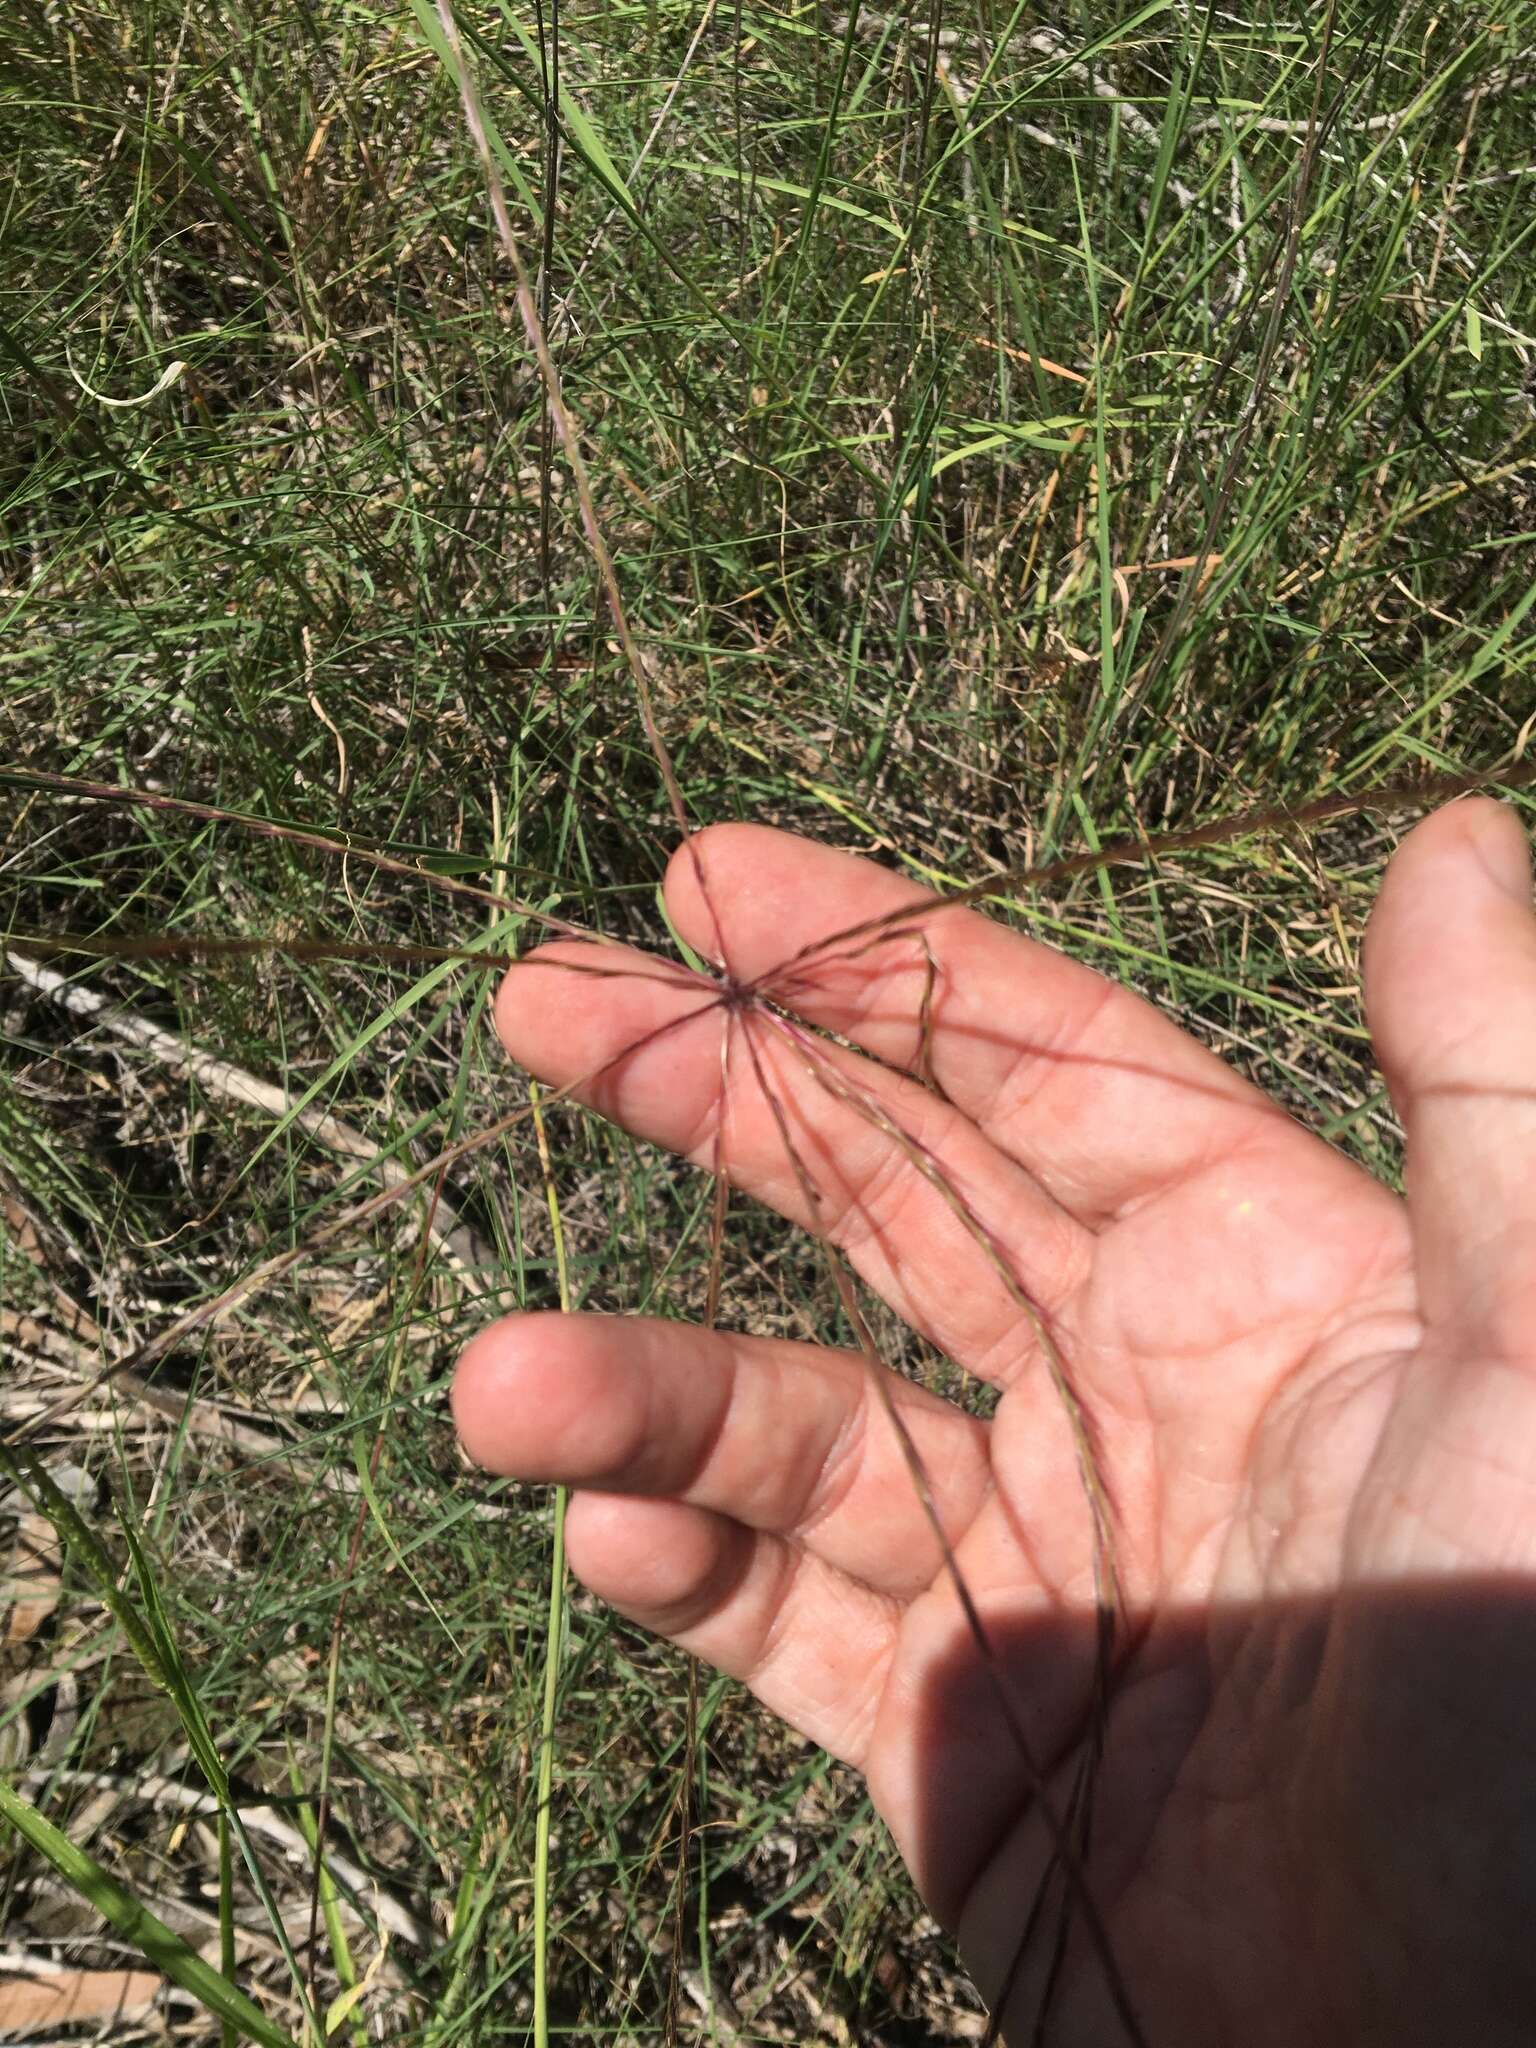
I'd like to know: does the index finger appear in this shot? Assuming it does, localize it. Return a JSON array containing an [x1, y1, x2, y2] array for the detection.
[[669, 824, 1286, 1229]]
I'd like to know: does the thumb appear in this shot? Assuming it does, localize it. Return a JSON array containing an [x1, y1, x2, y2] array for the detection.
[[1363, 796, 1536, 1349]]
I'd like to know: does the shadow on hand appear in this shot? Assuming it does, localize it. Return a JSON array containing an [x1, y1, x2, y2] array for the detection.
[[906, 1574, 1536, 2048]]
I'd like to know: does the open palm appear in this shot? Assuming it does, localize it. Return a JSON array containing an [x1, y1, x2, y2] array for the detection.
[[455, 798, 1536, 2046]]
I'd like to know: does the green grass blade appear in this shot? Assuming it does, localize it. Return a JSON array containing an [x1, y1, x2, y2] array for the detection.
[[0, 1779, 299, 2048]]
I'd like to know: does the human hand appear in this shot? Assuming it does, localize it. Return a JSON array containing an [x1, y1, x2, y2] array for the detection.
[[454, 798, 1536, 2046]]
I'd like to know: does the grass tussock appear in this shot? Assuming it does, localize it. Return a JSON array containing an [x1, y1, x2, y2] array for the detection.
[[2, 0, 1535, 2040]]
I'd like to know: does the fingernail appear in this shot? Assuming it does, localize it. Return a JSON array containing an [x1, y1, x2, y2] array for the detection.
[[1470, 809, 1534, 906]]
